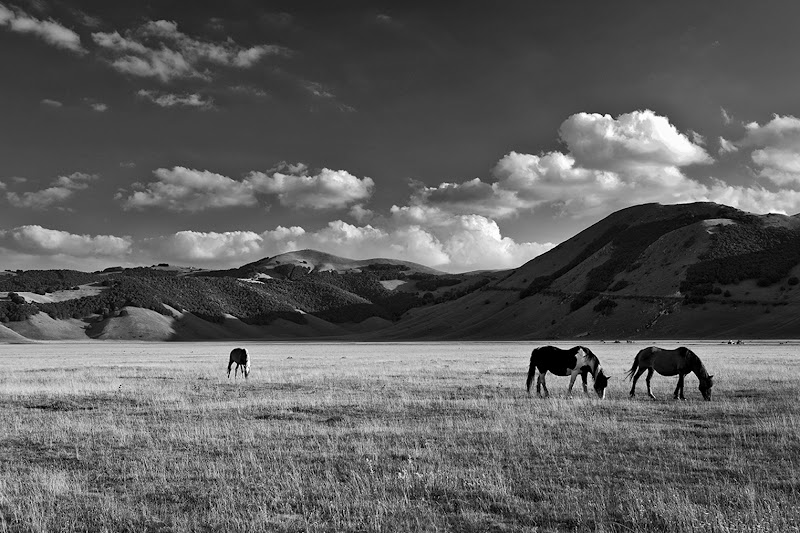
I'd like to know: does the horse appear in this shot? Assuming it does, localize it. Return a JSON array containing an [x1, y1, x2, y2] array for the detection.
[[227, 347, 250, 379], [626, 346, 714, 401], [526, 345, 610, 398]]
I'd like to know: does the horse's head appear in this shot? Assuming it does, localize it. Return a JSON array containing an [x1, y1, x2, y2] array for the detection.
[[699, 375, 714, 401], [593, 371, 610, 399]]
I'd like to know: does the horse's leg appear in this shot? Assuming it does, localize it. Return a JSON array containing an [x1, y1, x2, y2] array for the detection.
[[581, 370, 589, 396], [630, 367, 647, 397], [227, 360, 233, 378], [674, 374, 686, 400], [567, 371, 579, 398], [539, 372, 549, 398], [536, 370, 543, 397], [645, 368, 656, 400]]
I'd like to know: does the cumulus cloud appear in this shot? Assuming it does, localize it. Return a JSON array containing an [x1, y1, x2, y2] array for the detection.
[[733, 115, 800, 186], [247, 165, 374, 209], [558, 110, 712, 171], [411, 110, 713, 218], [119, 167, 256, 211], [0, 225, 131, 257], [119, 164, 374, 212], [6, 172, 97, 209], [40, 98, 62, 107], [137, 89, 214, 110], [92, 19, 288, 82], [405, 109, 800, 218], [0, 3, 85, 53]]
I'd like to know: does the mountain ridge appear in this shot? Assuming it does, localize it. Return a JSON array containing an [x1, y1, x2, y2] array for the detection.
[[3, 202, 800, 341]]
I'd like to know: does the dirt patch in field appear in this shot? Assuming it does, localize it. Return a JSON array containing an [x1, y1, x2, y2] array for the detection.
[[26, 399, 96, 412]]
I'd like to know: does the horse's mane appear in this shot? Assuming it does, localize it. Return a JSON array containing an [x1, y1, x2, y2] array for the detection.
[[579, 346, 599, 364]]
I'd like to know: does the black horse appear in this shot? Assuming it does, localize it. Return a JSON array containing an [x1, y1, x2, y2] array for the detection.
[[526, 345, 609, 398]]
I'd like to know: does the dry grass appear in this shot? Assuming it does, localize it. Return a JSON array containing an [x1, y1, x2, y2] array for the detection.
[[0, 341, 798, 532]]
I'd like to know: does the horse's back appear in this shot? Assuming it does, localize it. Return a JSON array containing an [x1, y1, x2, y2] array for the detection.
[[230, 347, 248, 362], [530, 345, 580, 376], [638, 346, 690, 375]]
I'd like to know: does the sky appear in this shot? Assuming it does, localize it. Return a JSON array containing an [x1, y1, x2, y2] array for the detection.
[[3, 1, 800, 273]]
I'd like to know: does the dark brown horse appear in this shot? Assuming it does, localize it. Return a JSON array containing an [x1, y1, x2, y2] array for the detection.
[[626, 346, 714, 401], [227, 347, 250, 379], [526, 345, 609, 398]]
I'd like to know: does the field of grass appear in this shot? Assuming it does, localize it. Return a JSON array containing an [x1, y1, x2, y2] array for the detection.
[[0, 340, 798, 532]]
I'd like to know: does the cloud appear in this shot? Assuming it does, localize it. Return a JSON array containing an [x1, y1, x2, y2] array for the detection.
[[0, 225, 131, 257], [149, 230, 269, 261], [120, 164, 374, 212], [718, 137, 738, 154], [689, 130, 706, 146], [558, 110, 712, 171], [247, 165, 374, 209], [71, 8, 101, 28], [0, 3, 85, 53], [721, 107, 733, 125], [404, 109, 800, 218], [698, 181, 800, 215], [40, 98, 62, 107], [6, 172, 97, 209], [302, 80, 355, 112], [229, 85, 270, 98], [736, 115, 800, 186], [349, 204, 374, 223], [137, 89, 214, 110], [119, 167, 256, 211], [85, 100, 109, 112], [92, 19, 288, 82]]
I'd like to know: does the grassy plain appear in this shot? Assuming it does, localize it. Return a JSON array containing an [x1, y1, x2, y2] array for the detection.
[[0, 341, 798, 532]]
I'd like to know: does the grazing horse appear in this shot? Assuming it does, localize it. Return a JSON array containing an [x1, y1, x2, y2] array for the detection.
[[626, 346, 714, 401], [227, 347, 250, 379], [526, 346, 610, 398]]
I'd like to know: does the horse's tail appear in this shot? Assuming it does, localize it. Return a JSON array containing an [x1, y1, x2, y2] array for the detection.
[[526, 350, 537, 394], [625, 351, 640, 381]]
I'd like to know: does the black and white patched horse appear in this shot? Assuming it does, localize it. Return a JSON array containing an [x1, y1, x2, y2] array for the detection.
[[526, 345, 610, 398], [626, 346, 714, 401], [227, 347, 250, 379]]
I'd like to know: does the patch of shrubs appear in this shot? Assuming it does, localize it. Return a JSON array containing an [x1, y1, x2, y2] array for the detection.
[[593, 298, 618, 315], [609, 280, 629, 292], [570, 291, 598, 312], [414, 277, 462, 292], [682, 234, 800, 297], [0, 292, 39, 322], [0, 270, 99, 293]]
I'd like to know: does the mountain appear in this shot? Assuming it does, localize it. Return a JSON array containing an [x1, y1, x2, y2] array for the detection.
[[3, 202, 800, 341], [198, 249, 443, 279], [361, 202, 800, 340]]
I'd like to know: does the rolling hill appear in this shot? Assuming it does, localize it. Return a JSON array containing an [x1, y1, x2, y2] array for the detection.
[[3, 202, 800, 341]]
